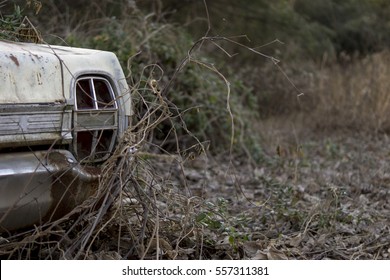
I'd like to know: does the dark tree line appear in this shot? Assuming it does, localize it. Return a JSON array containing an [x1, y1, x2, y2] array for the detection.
[[139, 0, 390, 60], [3, 0, 390, 60]]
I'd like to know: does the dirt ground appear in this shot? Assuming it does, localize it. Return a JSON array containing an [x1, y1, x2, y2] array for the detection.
[[134, 124, 390, 260]]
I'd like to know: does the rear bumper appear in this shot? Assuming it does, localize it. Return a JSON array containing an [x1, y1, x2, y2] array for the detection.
[[0, 150, 100, 232]]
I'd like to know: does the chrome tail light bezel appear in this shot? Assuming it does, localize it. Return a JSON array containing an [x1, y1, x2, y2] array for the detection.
[[73, 76, 119, 163]]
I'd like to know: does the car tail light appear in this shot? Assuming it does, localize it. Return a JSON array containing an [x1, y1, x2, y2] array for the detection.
[[73, 76, 118, 162]]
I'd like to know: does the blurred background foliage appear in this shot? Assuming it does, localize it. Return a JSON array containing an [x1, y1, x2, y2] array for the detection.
[[2, 0, 390, 159]]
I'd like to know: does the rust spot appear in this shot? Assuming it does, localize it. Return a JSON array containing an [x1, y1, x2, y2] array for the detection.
[[9, 54, 19, 66], [30, 53, 42, 62]]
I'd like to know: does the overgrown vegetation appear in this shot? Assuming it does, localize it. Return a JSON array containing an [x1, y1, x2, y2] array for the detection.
[[1, 0, 390, 259]]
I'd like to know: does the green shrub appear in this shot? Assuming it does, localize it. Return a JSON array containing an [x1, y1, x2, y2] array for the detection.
[[0, 5, 23, 39]]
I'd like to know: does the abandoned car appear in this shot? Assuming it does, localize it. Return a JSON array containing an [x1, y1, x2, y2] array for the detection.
[[0, 40, 132, 232]]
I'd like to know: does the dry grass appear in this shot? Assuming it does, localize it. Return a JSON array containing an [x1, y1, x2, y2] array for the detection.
[[310, 51, 390, 132], [241, 50, 390, 135]]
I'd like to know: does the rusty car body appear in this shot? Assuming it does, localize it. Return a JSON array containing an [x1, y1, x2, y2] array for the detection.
[[0, 40, 132, 232]]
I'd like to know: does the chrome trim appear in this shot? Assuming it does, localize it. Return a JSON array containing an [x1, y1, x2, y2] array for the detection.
[[0, 150, 100, 232], [0, 103, 72, 148]]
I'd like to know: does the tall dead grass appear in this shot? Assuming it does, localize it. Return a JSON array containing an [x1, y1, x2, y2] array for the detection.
[[313, 51, 390, 133], [255, 51, 390, 137]]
